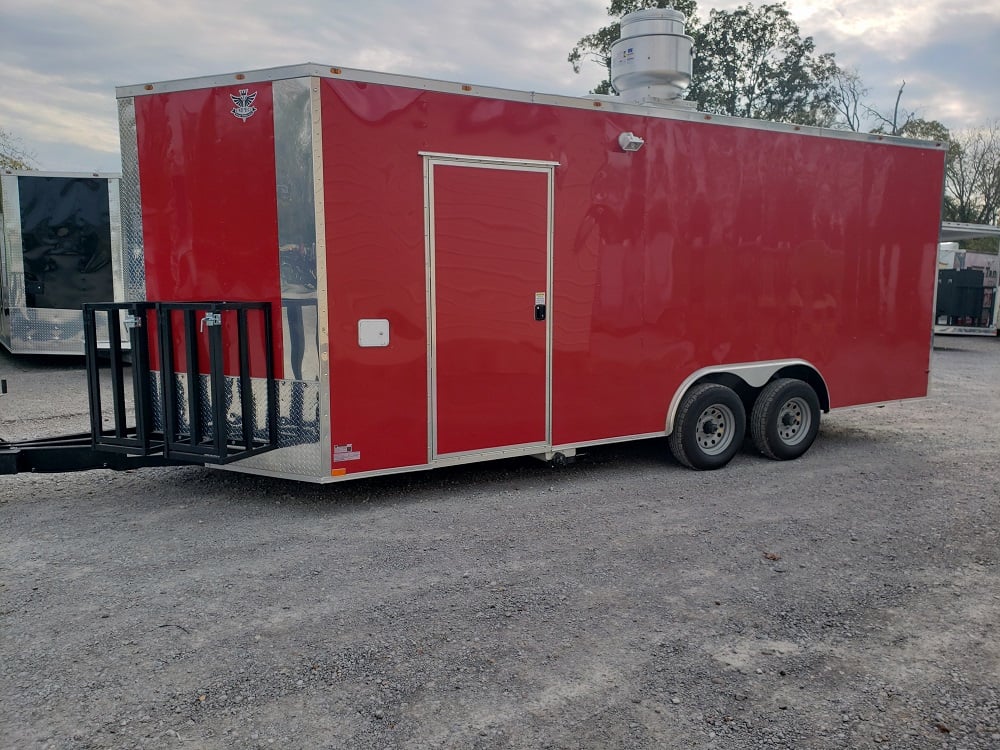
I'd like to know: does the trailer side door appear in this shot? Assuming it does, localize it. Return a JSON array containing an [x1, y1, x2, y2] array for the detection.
[[426, 156, 554, 459]]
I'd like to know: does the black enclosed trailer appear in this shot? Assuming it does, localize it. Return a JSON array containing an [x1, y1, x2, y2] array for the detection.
[[1, 170, 128, 354]]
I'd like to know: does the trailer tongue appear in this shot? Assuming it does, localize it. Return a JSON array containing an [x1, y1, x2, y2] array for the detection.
[[1, 300, 279, 475]]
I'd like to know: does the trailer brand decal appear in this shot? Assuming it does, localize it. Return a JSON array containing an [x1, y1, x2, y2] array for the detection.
[[229, 89, 258, 122]]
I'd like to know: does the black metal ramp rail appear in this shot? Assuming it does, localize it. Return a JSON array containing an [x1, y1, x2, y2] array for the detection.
[[84, 302, 161, 455], [154, 302, 278, 464], [0, 301, 278, 476]]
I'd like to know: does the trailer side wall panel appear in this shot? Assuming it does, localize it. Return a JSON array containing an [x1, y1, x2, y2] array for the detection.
[[119, 66, 946, 480]]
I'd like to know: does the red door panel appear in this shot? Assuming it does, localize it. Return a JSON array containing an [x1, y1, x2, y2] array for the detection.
[[433, 164, 549, 455]]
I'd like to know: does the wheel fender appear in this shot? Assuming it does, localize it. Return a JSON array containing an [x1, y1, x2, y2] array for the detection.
[[666, 359, 827, 434]]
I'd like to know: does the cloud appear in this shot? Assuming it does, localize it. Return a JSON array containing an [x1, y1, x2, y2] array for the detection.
[[1, 0, 997, 170]]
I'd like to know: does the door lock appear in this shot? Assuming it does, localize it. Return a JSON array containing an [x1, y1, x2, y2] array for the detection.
[[200, 312, 221, 332]]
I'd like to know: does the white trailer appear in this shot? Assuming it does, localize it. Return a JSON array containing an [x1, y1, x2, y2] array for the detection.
[[935, 222, 1000, 336]]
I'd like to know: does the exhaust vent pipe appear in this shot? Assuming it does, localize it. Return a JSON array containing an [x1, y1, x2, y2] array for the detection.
[[611, 7, 694, 107]]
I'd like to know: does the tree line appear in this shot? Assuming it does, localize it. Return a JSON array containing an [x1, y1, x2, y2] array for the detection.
[[569, 0, 1000, 229], [3, 7, 997, 231]]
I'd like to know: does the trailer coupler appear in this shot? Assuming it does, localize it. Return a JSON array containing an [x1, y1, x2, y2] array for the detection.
[[0, 433, 185, 475]]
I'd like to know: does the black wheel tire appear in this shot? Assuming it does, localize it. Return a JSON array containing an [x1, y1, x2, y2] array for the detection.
[[750, 378, 821, 460], [668, 383, 746, 470]]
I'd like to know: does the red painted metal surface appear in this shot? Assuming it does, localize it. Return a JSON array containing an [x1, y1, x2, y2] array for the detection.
[[134, 85, 282, 378], [320, 78, 944, 471], [432, 164, 548, 455], [131, 73, 945, 476]]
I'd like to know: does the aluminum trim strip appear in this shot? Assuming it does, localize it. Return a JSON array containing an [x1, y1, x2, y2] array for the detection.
[[939, 222, 1000, 241], [829, 395, 929, 411], [419, 152, 560, 168], [545, 164, 554, 449], [934, 326, 998, 336], [0, 175, 22, 348], [115, 64, 332, 98], [1, 170, 121, 179], [108, 178, 125, 304], [551, 432, 667, 452], [116, 63, 947, 152], [212, 464, 333, 483], [219, 439, 570, 483], [310, 78, 333, 477], [423, 155, 436, 464], [273, 77, 321, 383], [433, 441, 550, 463], [424, 155, 555, 461]]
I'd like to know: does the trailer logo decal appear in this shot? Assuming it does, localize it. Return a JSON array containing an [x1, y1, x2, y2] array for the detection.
[[230, 89, 258, 122]]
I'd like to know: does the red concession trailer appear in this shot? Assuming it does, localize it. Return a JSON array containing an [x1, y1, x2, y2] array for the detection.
[[42, 13, 942, 483]]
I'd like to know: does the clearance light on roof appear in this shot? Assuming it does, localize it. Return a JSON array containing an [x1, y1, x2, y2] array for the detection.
[[618, 132, 645, 152]]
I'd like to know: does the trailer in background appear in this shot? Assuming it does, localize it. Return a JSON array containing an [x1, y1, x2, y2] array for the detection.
[[0, 170, 127, 355], [936, 222, 1000, 336]]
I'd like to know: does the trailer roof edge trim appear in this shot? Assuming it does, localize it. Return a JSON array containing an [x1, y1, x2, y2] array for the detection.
[[2, 170, 122, 179], [940, 222, 1000, 242], [115, 62, 947, 152]]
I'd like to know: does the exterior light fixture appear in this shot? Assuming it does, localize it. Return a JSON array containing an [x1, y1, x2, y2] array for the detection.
[[618, 132, 645, 152]]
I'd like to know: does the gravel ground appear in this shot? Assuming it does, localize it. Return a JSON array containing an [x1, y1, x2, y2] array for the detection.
[[1, 337, 998, 750]]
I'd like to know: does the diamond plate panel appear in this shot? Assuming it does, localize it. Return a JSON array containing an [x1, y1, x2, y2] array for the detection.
[[235, 380, 324, 477], [151, 371, 323, 478], [118, 97, 147, 302], [150, 370, 164, 434], [7, 307, 115, 354], [1, 174, 25, 350]]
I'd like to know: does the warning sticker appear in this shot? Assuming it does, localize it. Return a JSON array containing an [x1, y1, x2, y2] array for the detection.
[[535, 292, 546, 305], [334, 444, 361, 462]]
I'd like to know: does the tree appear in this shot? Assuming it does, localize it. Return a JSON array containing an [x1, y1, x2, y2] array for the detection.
[[896, 118, 951, 143], [943, 122, 1000, 227], [829, 67, 868, 132], [866, 81, 932, 137], [0, 127, 35, 170], [568, 0, 699, 96], [569, 1, 840, 127], [690, 3, 838, 126]]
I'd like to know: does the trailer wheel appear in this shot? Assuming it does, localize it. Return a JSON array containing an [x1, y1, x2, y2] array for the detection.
[[750, 378, 821, 460], [668, 383, 746, 470]]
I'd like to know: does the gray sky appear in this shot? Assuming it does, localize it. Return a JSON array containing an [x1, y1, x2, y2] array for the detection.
[[2, 0, 998, 172]]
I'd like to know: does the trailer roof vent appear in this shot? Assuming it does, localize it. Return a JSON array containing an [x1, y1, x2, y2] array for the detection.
[[610, 6, 695, 109]]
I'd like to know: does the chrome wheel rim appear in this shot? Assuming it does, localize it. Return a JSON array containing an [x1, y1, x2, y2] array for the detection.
[[695, 404, 737, 455], [776, 397, 811, 445]]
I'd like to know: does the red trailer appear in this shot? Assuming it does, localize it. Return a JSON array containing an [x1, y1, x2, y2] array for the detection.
[[1, 13, 947, 480]]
